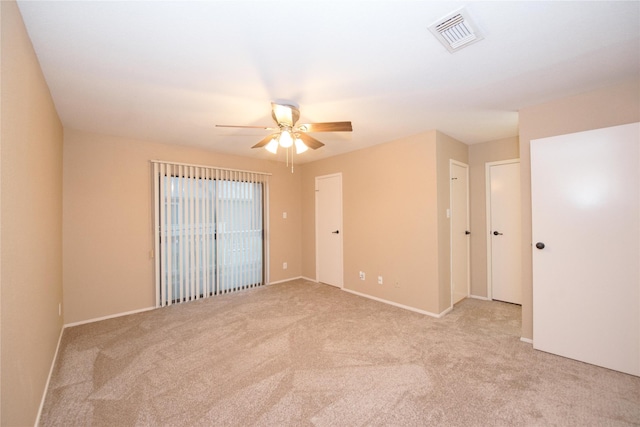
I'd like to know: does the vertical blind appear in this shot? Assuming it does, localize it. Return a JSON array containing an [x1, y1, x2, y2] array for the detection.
[[152, 161, 270, 307]]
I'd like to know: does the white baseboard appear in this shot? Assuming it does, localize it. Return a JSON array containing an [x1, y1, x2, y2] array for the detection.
[[39, 306, 154, 425], [269, 276, 321, 285], [342, 288, 445, 318], [35, 325, 64, 427], [69, 279, 315, 328], [269, 276, 304, 285], [64, 306, 155, 328], [520, 337, 533, 344], [470, 294, 490, 301], [439, 305, 453, 317]]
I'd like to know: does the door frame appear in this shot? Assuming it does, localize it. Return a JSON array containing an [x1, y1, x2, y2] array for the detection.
[[485, 158, 520, 300], [315, 173, 344, 288], [449, 160, 470, 309]]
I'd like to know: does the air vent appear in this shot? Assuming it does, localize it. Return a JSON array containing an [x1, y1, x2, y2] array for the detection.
[[428, 8, 484, 53]]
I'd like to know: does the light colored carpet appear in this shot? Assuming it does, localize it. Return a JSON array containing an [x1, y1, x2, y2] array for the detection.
[[41, 279, 640, 426]]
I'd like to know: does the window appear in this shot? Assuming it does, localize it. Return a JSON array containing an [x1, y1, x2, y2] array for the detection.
[[152, 162, 270, 306]]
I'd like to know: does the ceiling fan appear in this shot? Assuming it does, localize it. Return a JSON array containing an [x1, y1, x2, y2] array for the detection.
[[216, 102, 352, 154]]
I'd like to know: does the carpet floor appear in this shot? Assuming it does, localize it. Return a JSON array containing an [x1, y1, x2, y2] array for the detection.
[[40, 279, 640, 426]]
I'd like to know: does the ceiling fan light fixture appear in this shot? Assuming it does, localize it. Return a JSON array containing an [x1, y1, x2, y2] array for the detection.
[[294, 137, 308, 154], [265, 137, 279, 154], [279, 130, 293, 148], [218, 101, 351, 164]]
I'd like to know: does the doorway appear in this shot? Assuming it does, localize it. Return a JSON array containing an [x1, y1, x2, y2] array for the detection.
[[315, 173, 344, 288], [486, 159, 522, 304], [450, 161, 470, 306]]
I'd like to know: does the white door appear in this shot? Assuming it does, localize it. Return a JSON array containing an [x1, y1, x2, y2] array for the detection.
[[316, 174, 344, 288], [487, 160, 522, 304], [532, 122, 639, 376], [450, 161, 470, 305]]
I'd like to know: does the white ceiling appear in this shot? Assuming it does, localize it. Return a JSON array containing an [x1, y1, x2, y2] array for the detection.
[[16, 1, 640, 163]]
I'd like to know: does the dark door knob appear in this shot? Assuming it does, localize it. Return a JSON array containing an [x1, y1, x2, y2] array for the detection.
[[332, 230, 340, 234], [536, 242, 545, 249], [465, 230, 471, 235], [493, 231, 503, 236]]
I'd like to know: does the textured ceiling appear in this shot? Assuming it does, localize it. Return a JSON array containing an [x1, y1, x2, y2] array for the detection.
[[16, 1, 640, 163]]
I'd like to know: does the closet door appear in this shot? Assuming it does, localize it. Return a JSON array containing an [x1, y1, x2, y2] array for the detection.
[[450, 161, 470, 305], [316, 173, 344, 288], [531, 122, 639, 376], [487, 160, 521, 304]]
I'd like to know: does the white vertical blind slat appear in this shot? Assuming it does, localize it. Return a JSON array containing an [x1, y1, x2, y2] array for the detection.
[[226, 170, 232, 294], [254, 172, 258, 287], [231, 170, 236, 291], [203, 168, 210, 298], [228, 170, 234, 294], [264, 176, 270, 285], [251, 173, 257, 287], [219, 171, 224, 294], [188, 166, 194, 301], [177, 165, 183, 303], [215, 168, 221, 295], [166, 164, 173, 306], [243, 172, 248, 289], [153, 162, 161, 307], [251, 171, 264, 283], [250, 171, 255, 288], [182, 166, 187, 302], [184, 165, 189, 302], [162, 163, 167, 305], [194, 168, 206, 299]]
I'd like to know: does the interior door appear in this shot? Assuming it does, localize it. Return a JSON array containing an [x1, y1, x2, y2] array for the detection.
[[487, 160, 522, 304], [450, 161, 470, 305], [531, 122, 639, 376], [316, 173, 344, 288]]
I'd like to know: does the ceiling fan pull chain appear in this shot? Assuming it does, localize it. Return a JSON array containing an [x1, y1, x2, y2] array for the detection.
[[290, 146, 294, 173]]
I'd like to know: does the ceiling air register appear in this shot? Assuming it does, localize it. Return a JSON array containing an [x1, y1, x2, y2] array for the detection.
[[429, 8, 484, 53]]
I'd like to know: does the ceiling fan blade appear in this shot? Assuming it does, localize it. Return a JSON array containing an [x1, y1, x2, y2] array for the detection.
[[297, 133, 325, 150], [216, 124, 277, 130], [298, 121, 353, 132], [252, 134, 278, 149], [271, 102, 300, 127]]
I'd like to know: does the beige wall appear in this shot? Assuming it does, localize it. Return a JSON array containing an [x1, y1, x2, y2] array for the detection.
[[435, 131, 469, 312], [1, 1, 64, 425], [519, 78, 640, 340], [468, 137, 519, 297], [63, 130, 301, 324], [301, 130, 467, 316]]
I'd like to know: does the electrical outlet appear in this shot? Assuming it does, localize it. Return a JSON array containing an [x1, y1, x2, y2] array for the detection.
[[378, 276, 383, 285], [359, 271, 365, 280], [283, 262, 288, 270], [58, 303, 62, 316]]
